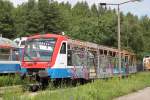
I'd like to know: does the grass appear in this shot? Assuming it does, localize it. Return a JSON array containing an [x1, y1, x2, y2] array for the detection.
[[0, 74, 22, 87], [2, 72, 150, 100]]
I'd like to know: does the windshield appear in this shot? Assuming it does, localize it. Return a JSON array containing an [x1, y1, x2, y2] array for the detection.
[[24, 38, 56, 62]]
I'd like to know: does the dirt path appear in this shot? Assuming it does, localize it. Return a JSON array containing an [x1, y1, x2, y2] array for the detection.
[[115, 87, 150, 100]]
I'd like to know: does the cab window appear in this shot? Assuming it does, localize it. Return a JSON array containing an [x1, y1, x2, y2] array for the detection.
[[60, 42, 66, 54]]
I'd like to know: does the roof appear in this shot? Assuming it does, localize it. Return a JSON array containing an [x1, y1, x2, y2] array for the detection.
[[0, 37, 18, 48], [27, 33, 67, 40]]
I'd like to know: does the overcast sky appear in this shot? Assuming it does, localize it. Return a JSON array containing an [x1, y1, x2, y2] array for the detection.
[[10, 0, 150, 17]]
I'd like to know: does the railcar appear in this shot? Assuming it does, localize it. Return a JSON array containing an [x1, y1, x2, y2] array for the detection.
[[143, 55, 150, 70], [0, 37, 20, 74], [20, 33, 137, 90]]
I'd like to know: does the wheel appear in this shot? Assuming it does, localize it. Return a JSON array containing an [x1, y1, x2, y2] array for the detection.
[[40, 77, 49, 89], [29, 85, 39, 92]]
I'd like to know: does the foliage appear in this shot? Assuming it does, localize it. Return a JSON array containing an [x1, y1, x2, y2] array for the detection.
[[0, 0, 150, 58], [0, 0, 15, 38]]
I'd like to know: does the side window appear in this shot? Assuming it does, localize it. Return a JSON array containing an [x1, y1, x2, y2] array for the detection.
[[60, 42, 66, 54], [21, 41, 26, 46]]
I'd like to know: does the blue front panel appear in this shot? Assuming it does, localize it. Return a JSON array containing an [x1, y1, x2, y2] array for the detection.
[[0, 64, 20, 73], [20, 68, 27, 73], [47, 68, 71, 78]]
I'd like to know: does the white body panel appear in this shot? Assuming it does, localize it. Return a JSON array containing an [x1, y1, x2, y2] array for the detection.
[[53, 41, 67, 68], [53, 53, 67, 68]]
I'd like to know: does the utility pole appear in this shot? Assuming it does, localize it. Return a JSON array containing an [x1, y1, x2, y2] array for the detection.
[[99, 0, 141, 79]]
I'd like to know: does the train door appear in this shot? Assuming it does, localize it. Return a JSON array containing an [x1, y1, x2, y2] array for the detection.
[[113, 57, 119, 74], [129, 55, 137, 73], [129, 55, 133, 73], [97, 50, 113, 78], [54, 42, 67, 68], [124, 55, 129, 75], [87, 50, 96, 79], [121, 54, 126, 75], [98, 55, 109, 78]]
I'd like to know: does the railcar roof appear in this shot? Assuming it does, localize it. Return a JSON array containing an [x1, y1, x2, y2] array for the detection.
[[26, 33, 135, 56], [27, 33, 67, 40], [0, 37, 18, 48]]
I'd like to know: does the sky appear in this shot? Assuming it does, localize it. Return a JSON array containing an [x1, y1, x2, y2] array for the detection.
[[10, 0, 150, 17]]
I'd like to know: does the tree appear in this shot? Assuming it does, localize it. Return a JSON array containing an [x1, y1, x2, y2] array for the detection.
[[0, 0, 15, 38], [38, 0, 65, 33], [25, 6, 43, 34], [140, 16, 150, 52], [1, 0, 150, 59], [72, 2, 90, 17], [91, 4, 98, 17]]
